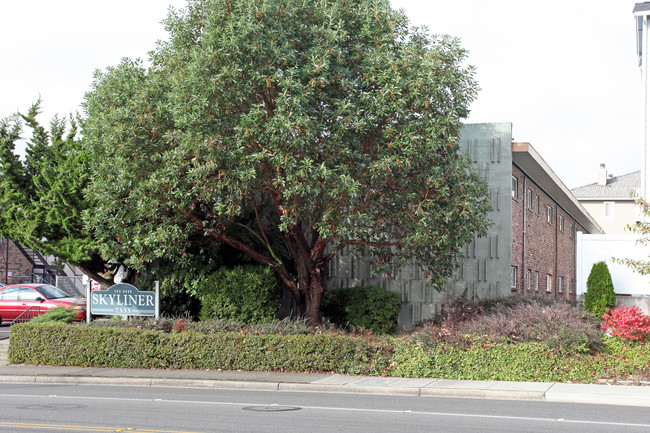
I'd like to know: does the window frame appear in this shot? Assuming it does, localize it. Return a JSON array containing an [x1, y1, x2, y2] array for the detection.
[[512, 176, 518, 199], [546, 274, 553, 292], [546, 205, 553, 224]]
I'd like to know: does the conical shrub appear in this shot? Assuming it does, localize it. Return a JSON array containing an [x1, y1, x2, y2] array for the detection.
[[584, 261, 616, 319]]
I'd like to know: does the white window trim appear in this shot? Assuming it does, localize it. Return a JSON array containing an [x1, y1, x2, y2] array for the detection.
[[604, 201, 615, 219]]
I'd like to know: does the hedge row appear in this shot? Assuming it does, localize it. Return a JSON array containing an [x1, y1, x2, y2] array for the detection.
[[9, 323, 393, 375], [9, 323, 650, 383]]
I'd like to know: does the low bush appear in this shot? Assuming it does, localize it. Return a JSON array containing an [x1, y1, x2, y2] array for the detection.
[[91, 316, 315, 335], [9, 296, 650, 384], [30, 306, 80, 324], [602, 305, 650, 342], [195, 265, 278, 324], [321, 285, 401, 334], [413, 296, 602, 353]]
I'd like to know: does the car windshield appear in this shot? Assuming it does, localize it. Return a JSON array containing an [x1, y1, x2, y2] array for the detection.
[[36, 284, 75, 300]]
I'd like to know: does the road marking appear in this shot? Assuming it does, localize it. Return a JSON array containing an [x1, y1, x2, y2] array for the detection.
[[0, 422, 201, 433], [0, 392, 649, 429]]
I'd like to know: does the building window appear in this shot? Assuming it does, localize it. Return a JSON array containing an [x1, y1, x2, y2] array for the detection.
[[535, 195, 540, 214], [570, 224, 575, 239], [546, 274, 552, 292], [558, 276, 563, 293], [534, 272, 539, 291], [511, 266, 517, 289], [527, 269, 532, 291], [559, 215, 564, 232], [512, 176, 518, 199], [604, 201, 615, 218], [526, 189, 532, 209], [546, 205, 553, 224]]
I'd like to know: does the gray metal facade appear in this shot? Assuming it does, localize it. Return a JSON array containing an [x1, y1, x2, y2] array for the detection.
[[327, 123, 514, 329]]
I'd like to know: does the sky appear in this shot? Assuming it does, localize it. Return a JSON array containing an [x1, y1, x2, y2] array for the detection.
[[0, 0, 643, 189]]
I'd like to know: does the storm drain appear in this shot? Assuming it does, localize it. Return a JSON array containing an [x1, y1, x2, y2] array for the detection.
[[242, 405, 301, 412]]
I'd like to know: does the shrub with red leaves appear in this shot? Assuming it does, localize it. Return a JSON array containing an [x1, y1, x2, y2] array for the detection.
[[601, 305, 650, 342], [172, 317, 190, 332]]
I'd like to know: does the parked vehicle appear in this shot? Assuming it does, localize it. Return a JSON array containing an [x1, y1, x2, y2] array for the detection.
[[0, 284, 85, 323]]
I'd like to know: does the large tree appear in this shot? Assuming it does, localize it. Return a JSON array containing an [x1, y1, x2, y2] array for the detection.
[[82, 0, 490, 323], [0, 103, 128, 286]]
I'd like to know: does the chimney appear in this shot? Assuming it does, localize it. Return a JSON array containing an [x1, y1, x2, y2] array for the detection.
[[598, 163, 608, 186]]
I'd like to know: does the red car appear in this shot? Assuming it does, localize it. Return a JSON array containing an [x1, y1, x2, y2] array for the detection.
[[0, 283, 86, 323]]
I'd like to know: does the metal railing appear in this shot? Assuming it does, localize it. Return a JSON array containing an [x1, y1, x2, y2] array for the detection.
[[56, 276, 85, 297], [12, 306, 41, 324]]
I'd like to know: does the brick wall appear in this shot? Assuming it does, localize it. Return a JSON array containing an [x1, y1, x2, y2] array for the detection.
[[0, 239, 33, 284], [511, 166, 585, 301]]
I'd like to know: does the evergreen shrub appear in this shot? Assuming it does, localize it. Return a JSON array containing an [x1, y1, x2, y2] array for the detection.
[[196, 265, 278, 324], [321, 285, 401, 334], [584, 261, 617, 319], [30, 306, 80, 324]]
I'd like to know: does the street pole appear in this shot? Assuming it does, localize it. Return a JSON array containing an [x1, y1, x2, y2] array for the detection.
[[4, 238, 8, 285]]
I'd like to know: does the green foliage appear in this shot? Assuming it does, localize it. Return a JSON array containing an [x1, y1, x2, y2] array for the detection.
[[10, 321, 650, 383], [585, 261, 616, 319], [81, 0, 489, 323], [389, 338, 598, 382], [9, 322, 393, 375], [322, 285, 401, 334], [29, 306, 80, 324], [614, 195, 650, 277], [0, 102, 118, 286], [195, 265, 278, 324]]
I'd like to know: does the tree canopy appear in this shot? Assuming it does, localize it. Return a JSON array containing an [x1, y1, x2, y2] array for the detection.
[[0, 102, 125, 286], [82, 0, 491, 323]]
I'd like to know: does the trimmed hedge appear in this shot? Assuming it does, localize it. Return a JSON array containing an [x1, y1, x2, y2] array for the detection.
[[9, 323, 650, 383], [9, 323, 393, 375]]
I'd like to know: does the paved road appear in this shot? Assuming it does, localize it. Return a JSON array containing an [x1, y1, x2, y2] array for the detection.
[[0, 325, 9, 340], [0, 383, 649, 433]]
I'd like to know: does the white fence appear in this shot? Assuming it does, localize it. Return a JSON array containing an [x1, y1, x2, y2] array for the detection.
[[576, 232, 650, 314]]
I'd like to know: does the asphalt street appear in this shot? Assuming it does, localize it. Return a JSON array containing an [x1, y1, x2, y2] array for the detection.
[[1, 383, 649, 433]]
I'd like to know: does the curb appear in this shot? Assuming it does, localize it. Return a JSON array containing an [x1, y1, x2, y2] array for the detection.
[[1, 370, 649, 407], [0, 374, 534, 399]]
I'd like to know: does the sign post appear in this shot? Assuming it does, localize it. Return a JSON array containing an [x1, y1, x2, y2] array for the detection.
[[86, 278, 91, 324], [155, 280, 160, 319]]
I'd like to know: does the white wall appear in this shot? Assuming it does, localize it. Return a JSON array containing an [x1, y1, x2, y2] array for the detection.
[[576, 232, 650, 297]]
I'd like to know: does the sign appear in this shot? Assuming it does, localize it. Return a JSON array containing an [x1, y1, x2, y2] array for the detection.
[[90, 283, 156, 316]]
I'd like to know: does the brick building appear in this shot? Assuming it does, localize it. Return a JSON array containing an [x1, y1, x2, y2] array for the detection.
[[328, 123, 602, 329], [510, 142, 601, 301], [0, 237, 65, 285]]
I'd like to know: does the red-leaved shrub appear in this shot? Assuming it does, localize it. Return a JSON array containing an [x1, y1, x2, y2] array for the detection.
[[601, 305, 650, 342]]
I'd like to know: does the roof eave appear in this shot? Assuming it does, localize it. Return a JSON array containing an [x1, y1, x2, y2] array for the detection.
[[512, 142, 604, 234]]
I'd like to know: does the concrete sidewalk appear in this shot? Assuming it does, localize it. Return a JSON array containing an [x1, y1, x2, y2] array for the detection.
[[0, 364, 649, 407]]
